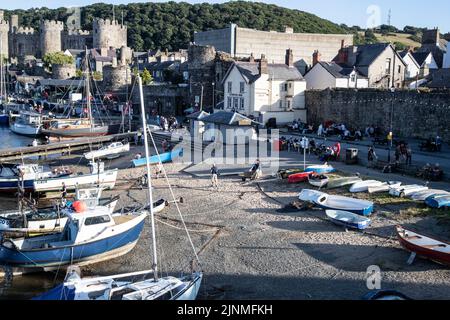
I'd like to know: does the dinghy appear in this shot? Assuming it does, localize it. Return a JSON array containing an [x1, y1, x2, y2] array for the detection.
[[308, 175, 329, 188], [0, 206, 147, 269], [389, 185, 428, 197], [327, 176, 362, 189], [410, 189, 449, 201], [350, 180, 383, 193], [368, 181, 402, 194], [425, 194, 450, 209], [288, 172, 312, 184], [84, 142, 130, 160], [299, 189, 374, 216], [277, 169, 304, 180], [132, 149, 183, 168], [304, 164, 335, 174], [325, 210, 371, 230], [396, 226, 450, 266]]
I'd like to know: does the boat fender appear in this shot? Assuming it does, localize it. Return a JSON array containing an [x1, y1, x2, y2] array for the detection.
[[72, 201, 87, 213]]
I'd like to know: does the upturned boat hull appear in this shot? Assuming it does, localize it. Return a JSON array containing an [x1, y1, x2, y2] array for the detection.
[[41, 126, 109, 138], [425, 195, 450, 209], [132, 149, 183, 168], [326, 210, 371, 230], [288, 172, 312, 184]]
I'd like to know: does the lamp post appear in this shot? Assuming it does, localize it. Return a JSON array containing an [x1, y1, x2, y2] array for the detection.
[[212, 82, 215, 110], [387, 87, 395, 163]]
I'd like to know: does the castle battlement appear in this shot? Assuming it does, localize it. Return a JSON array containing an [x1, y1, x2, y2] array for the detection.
[[94, 18, 127, 29], [67, 29, 91, 36], [0, 20, 9, 27], [41, 20, 64, 30], [16, 27, 35, 35]]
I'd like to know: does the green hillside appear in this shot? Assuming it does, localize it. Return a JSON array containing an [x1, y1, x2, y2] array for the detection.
[[1, 1, 350, 51]]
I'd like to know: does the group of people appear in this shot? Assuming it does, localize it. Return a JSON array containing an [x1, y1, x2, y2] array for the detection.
[[158, 115, 179, 132]]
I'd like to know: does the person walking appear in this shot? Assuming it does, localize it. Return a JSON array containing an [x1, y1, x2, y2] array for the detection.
[[61, 182, 67, 200], [211, 163, 219, 189], [406, 145, 412, 166], [367, 146, 378, 168]]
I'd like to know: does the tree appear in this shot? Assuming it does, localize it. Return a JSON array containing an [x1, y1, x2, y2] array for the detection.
[[75, 69, 83, 78], [141, 68, 153, 85], [43, 52, 74, 68], [92, 71, 102, 81]]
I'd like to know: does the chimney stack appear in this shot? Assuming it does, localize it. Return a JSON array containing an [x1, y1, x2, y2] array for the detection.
[[312, 50, 321, 66], [285, 49, 294, 67], [249, 53, 255, 63], [259, 54, 268, 75]]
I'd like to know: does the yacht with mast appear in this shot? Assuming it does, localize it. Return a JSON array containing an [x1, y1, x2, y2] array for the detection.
[[41, 48, 110, 138], [34, 75, 203, 300]]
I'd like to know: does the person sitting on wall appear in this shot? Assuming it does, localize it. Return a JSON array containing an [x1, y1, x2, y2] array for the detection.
[[355, 130, 362, 141]]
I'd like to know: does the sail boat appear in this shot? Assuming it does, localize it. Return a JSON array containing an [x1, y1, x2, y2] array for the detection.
[[34, 75, 202, 300], [41, 48, 109, 138]]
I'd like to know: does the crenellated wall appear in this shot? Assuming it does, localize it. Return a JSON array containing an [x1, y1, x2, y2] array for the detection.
[[40, 20, 64, 56], [93, 18, 127, 49], [306, 88, 450, 142]]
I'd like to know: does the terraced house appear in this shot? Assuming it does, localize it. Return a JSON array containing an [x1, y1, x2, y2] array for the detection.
[[221, 50, 306, 126]]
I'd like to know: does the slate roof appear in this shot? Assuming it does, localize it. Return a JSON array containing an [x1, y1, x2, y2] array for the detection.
[[36, 79, 85, 87], [314, 61, 367, 79], [412, 52, 431, 66], [230, 61, 304, 84], [201, 111, 255, 126], [186, 110, 210, 120], [353, 43, 391, 67]]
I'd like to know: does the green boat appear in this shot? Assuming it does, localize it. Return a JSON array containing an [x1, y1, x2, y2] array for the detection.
[[327, 176, 362, 189]]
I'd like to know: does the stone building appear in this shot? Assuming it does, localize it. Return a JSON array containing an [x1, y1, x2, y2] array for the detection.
[[194, 23, 354, 70], [188, 44, 235, 111], [0, 11, 127, 61], [415, 28, 448, 69]]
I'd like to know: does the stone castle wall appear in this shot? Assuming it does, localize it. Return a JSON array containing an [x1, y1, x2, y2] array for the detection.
[[93, 19, 127, 49], [103, 64, 131, 91], [0, 11, 9, 57], [40, 20, 64, 56], [306, 88, 450, 142], [52, 63, 76, 79]]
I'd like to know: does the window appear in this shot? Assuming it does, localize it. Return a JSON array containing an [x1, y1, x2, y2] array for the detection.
[[287, 100, 291, 109], [279, 100, 283, 109], [233, 97, 239, 110], [284, 83, 288, 91], [385, 58, 391, 74], [240, 98, 245, 110], [398, 65, 401, 74], [85, 215, 111, 226], [289, 83, 292, 89], [227, 97, 232, 109], [240, 82, 245, 93], [350, 74, 356, 82], [227, 82, 232, 93]]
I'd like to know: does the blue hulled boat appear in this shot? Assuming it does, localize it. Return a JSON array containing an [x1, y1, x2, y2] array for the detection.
[[425, 194, 450, 209], [132, 148, 183, 168], [0, 206, 147, 269]]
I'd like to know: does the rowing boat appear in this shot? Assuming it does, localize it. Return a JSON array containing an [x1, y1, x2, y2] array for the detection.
[[396, 225, 450, 266], [327, 176, 362, 189], [325, 210, 371, 230], [349, 180, 383, 193]]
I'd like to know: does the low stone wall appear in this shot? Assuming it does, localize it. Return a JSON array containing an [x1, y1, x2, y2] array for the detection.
[[306, 88, 450, 142]]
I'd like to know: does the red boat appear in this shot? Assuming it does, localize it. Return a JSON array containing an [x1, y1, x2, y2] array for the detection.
[[288, 172, 313, 184], [396, 225, 450, 266]]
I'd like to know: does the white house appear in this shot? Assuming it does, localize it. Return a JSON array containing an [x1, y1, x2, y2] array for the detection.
[[412, 52, 439, 77], [304, 53, 369, 90], [400, 51, 421, 79], [221, 50, 306, 126]]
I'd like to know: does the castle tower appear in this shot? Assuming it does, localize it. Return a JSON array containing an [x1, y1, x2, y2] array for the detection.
[[93, 18, 127, 50], [9, 15, 18, 33], [0, 11, 9, 58], [40, 20, 64, 57]]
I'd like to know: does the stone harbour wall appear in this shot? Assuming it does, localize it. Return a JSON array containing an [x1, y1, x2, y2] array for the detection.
[[306, 88, 450, 142]]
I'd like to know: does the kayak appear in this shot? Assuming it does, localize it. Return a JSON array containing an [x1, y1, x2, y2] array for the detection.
[[305, 164, 335, 174], [368, 181, 402, 194], [350, 180, 383, 193]]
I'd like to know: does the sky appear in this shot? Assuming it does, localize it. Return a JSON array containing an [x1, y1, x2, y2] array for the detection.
[[1, 0, 449, 33]]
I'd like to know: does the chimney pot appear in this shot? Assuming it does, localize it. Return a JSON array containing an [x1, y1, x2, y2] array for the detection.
[[312, 50, 321, 66], [259, 54, 268, 75]]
